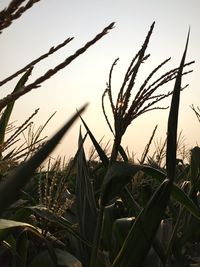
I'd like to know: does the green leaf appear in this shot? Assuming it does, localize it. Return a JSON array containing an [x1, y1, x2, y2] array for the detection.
[[28, 205, 91, 248], [0, 104, 88, 215], [0, 218, 39, 231], [166, 30, 190, 181], [100, 160, 200, 220], [112, 32, 190, 267], [101, 162, 141, 206], [142, 166, 200, 220], [112, 217, 135, 258], [101, 200, 125, 253], [16, 230, 28, 267], [76, 128, 97, 242], [112, 179, 172, 267], [0, 68, 33, 145], [75, 129, 97, 265], [79, 115, 109, 168], [29, 248, 82, 267], [0, 219, 42, 241], [118, 145, 128, 161], [189, 146, 200, 183], [29, 250, 55, 267]]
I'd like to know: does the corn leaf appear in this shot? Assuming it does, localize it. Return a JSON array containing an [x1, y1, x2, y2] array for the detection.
[[112, 32, 190, 267], [189, 146, 200, 183], [101, 162, 141, 206], [141, 166, 200, 219], [118, 145, 128, 161], [0, 104, 87, 215], [101, 160, 200, 220], [75, 129, 97, 265], [29, 248, 82, 267], [0, 219, 42, 241], [166, 30, 190, 181], [28, 205, 91, 248], [76, 128, 97, 242], [79, 115, 109, 168], [112, 179, 172, 267], [0, 68, 33, 145], [112, 217, 135, 258], [16, 230, 28, 267]]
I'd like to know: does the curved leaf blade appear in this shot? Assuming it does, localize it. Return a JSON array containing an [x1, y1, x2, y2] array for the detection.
[[112, 179, 172, 267], [0, 104, 88, 215], [101, 162, 141, 206], [142, 166, 200, 220]]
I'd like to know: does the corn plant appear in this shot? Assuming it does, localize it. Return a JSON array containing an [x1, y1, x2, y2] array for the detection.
[[1, 1, 200, 267], [0, 1, 115, 266], [68, 24, 200, 267]]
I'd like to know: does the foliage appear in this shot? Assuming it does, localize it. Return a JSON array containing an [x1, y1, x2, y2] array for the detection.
[[0, 1, 200, 267]]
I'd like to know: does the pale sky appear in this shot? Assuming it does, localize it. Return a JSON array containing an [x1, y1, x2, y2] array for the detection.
[[1, 0, 200, 161]]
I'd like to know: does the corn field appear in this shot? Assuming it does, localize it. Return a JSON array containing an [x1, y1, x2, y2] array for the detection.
[[0, 1, 200, 267]]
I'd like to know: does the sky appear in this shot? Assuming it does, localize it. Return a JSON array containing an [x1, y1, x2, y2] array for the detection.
[[0, 0, 200, 162]]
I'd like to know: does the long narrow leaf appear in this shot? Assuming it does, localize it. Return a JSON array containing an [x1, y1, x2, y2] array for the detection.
[[75, 128, 97, 265], [0, 219, 42, 241], [102, 161, 200, 221], [112, 33, 190, 267], [0, 104, 88, 215], [0, 68, 33, 145], [142, 166, 200, 219], [166, 30, 190, 181], [79, 115, 109, 168], [28, 206, 91, 248], [112, 179, 172, 267]]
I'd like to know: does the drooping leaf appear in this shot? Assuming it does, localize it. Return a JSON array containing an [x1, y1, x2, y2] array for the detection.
[[101, 160, 200, 220], [0, 219, 42, 241], [0, 104, 88, 215], [142, 166, 200, 220], [101, 162, 141, 206]]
